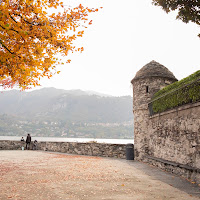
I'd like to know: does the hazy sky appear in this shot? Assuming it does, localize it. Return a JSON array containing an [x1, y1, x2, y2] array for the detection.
[[9, 0, 200, 96]]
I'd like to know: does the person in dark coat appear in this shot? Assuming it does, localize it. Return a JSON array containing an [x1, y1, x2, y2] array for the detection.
[[26, 134, 31, 150]]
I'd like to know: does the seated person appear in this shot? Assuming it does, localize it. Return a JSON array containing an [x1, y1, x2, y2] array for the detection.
[[33, 140, 38, 150]]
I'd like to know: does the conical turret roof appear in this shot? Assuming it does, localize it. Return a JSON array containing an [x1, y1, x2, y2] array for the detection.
[[131, 60, 177, 83]]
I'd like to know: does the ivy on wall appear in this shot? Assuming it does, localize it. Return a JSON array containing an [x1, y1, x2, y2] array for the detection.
[[150, 70, 200, 114]]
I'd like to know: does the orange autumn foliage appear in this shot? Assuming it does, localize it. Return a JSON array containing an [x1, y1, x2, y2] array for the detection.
[[0, 0, 99, 89]]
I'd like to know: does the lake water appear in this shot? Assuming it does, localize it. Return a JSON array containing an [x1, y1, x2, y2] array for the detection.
[[0, 136, 134, 144]]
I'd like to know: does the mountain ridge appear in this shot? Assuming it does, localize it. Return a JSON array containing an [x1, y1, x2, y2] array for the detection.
[[0, 87, 133, 123], [0, 88, 133, 138]]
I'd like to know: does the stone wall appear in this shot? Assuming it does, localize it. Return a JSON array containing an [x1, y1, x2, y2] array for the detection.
[[146, 101, 200, 183], [0, 140, 128, 159], [131, 61, 200, 184]]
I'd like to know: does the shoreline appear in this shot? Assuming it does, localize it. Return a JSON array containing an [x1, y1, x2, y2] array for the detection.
[[0, 136, 134, 144]]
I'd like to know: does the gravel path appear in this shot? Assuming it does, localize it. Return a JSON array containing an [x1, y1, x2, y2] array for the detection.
[[0, 150, 200, 200]]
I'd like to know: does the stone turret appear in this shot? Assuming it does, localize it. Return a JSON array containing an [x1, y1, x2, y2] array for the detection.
[[131, 60, 177, 160]]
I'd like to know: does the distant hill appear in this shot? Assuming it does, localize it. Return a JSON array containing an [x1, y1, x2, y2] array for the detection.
[[0, 88, 133, 138], [0, 88, 133, 123]]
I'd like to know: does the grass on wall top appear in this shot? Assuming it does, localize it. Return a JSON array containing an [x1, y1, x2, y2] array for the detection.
[[151, 70, 200, 114], [153, 70, 200, 100]]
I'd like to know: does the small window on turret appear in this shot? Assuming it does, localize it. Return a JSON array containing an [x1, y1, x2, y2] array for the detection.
[[146, 86, 149, 93]]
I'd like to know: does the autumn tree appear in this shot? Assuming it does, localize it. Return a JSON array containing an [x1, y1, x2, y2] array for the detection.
[[152, 0, 200, 37], [0, 0, 98, 89]]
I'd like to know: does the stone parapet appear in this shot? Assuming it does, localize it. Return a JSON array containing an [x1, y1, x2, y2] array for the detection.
[[0, 140, 128, 159]]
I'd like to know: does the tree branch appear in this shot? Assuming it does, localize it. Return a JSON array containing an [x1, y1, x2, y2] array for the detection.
[[9, 13, 18, 24], [0, 39, 14, 55]]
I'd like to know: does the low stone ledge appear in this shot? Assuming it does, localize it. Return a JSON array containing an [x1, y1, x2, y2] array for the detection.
[[146, 155, 200, 171], [145, 155, 200, 184]]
